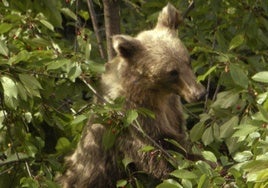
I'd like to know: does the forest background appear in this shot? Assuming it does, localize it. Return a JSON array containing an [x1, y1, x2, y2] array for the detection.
[[0, 0, 268, 187]]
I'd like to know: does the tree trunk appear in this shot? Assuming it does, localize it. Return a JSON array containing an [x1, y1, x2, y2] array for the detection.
[[103, 0, 120, 61]]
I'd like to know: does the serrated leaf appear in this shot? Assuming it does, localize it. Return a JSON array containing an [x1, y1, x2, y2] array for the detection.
[[252, 71, 268, 83], [229, 34, 244, 50], [229, 63, 248, 88], [170, 169, 197, 179]]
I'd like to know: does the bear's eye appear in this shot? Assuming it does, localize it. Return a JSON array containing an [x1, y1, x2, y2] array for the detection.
[[169, 70, 179, 77]]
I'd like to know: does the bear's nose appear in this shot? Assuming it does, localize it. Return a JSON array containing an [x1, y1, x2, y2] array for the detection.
[[194, 85, 206, 101]]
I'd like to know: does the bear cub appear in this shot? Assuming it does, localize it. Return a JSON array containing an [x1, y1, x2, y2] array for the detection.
[[59, 3, 205, 188]]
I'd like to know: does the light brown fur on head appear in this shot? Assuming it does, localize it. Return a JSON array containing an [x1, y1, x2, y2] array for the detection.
[[58, 3, 205, 188]]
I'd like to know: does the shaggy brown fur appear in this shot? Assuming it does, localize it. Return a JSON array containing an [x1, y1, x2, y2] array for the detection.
[[58, 3, 205, 188]]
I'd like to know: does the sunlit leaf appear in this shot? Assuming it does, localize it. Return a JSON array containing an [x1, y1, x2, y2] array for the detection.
[[202, 151, 217, 163], [157, 179, 182, 188], [39, 19, 54, 31], [252, 71, 268, 83], [0, 76, 18, 99], [170, 169, 197, 179], [233, 151, 253, 162], [0, 40, 9, 57]]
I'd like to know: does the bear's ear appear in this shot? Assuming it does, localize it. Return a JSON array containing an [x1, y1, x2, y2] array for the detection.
[[112, 35, 143, 59], [156, 3, 183, 30]]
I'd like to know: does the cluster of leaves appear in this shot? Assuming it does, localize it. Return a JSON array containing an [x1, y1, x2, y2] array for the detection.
[[0, 0, 104, 187], [0, 0, 268, 188], [155, 0, 268, 187]]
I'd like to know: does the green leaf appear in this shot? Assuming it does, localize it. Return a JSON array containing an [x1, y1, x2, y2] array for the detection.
[[190, 122, 205, 142], [55, 137, 71, 152], [212, 90, 239, 109], [233, 151, 253, 162], [20, 177, 39, 188], [0, 40, 9, 57], [220, 116, 239, 139], [39, 19, 54, 31], [0, 23, 13, 34], [102, 129, 117, 150], [140, 145, 155, 152], [68, 64, 82, 82], [0, 76, 18, 99], [122, 157, 133, 169], [252, 71, 268, 83], [202, 151, 217, 163], [8, 50, 29, 65], [232, 124, 258, 138], [116, 179, 128, 188], [202, 126, 214, 146], [46, 59, 71, 70], [229, 63, 248, 88], [0, 111, 5, 129], [229, 34, 245, 50], [197, 174, 209, 188], [19, 74, 42, 98], [61, 8, 78, 21], [170, 169, 198, 179], [125, 110, 138, 126], [157, 179, 182, 188], [197, 65, 217, 82]]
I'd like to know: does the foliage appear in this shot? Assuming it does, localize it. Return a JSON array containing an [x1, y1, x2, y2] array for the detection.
[[0, 0, 268, 187]]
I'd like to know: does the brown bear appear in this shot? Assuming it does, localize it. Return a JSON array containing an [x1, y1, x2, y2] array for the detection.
[[58, 3, 205, 188]]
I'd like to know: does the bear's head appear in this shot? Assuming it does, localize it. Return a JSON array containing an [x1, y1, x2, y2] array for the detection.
[[112, 3, 205, 103]]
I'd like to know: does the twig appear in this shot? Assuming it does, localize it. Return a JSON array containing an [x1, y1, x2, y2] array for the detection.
[[86, 0, 106, 60], [182, 0, 195, 19], [103, 0, 120, 60]]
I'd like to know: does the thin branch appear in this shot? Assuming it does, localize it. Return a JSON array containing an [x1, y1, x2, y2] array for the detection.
[[103, 0, 120, 61], [86, 0, 106, 60], [182, 0, 195, 19]]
